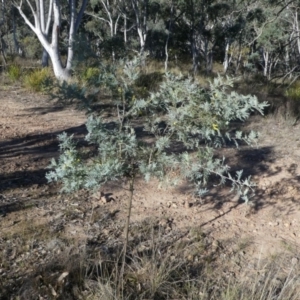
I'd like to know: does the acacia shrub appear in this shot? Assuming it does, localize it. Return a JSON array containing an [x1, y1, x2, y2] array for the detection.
[[46, 61, 268, 201], [46, 60, 268, 293]]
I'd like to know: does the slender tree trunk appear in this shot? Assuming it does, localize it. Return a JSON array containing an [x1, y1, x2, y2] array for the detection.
[[189, 1, 199, 76], [164, 1, 174, 72], [263, 50, 269, 77], [207, 49, 213, 73], [41, 48, 49, 67], [164, 40, 169, 72], [235, 41, 243, 74], [0, 36, 7, 67], [137, 27, 146, 53], [132, 0, 148, 54], [204, 39, 209, 74], [223, 41, 230, 73], [294, 11, 300, 58], [12, 7, 22, 55], [285, 46, 291, 79], [123, 14, 127, 43], [192, 41, 199, 76]]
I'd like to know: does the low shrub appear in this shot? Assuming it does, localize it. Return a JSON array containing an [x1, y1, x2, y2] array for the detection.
[[81, 67, 100, 85], [23, 67, 53, 92], [7, 64, 22, 81], [285, 81, 300, 101]]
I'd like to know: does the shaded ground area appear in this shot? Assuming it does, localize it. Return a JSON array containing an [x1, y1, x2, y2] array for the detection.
[[1, 86, 300, 298]]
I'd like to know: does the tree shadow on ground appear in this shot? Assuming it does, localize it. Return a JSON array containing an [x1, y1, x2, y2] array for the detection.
[[21, 105, 66, 115], [20, 99, 118, 117], [0, 121, 132, 216], [0, 124, 87, 196], [179, 147, 300, 221], [0, 124, 87, 159], [0, 195, 42, 217]]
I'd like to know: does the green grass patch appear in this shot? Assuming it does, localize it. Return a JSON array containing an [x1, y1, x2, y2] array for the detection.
[[80, 66, 101, 85], [23, 67, 53, 92], [285, 81, 300, 101], [7, 64, 22, 81]]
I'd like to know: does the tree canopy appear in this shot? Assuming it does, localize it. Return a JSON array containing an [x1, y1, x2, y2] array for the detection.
[[0, 0, 298, 80]]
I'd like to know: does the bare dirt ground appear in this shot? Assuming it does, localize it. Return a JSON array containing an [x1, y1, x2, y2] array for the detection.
[[1, 85, 300, 298]]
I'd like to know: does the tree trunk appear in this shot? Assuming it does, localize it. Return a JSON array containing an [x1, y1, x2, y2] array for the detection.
[[16, 0, 87, 81], [192, 42, 199, 76], [123, 14, 127, 43], [207, 49, 213, 74], [0, 37, 7, 67], [49, 46, 71, 81], [235, 42, 242, 74], [263, 50, 269, 78], [137, 27, 146, 53], [164, 1, 174, 72], [12, 7, 22, 55], [41, 48, 49, 67], [132, 0, 148, 54], [223, 41, 230, 73]]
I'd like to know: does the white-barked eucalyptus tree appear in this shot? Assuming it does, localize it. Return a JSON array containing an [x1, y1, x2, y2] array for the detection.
[[14, 0, 88, 81]]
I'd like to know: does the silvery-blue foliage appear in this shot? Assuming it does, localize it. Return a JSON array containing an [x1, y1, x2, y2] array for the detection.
[[47, 58, 268, 202]]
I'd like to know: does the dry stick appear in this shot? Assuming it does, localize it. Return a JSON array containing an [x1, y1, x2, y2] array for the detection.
[[118, 174, 135, 298]]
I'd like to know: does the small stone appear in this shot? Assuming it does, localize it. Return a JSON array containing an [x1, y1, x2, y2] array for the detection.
[[32, 184, 39, 189], [54, 212, 64, 219], [16, 257, 22, 263], [292, 257, 298, 265], [49, 284, 57, 296], [100, 196, 108, 204], [102, 229, 109, 235], [212, 240, 219, 250], [9, 248, 17, 260], [272, 278, 282, 286], [172, 203, 178, 208], [187, 254, 193, 261], [57, 271, 69, 283], [159, 220, 167, 227]]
